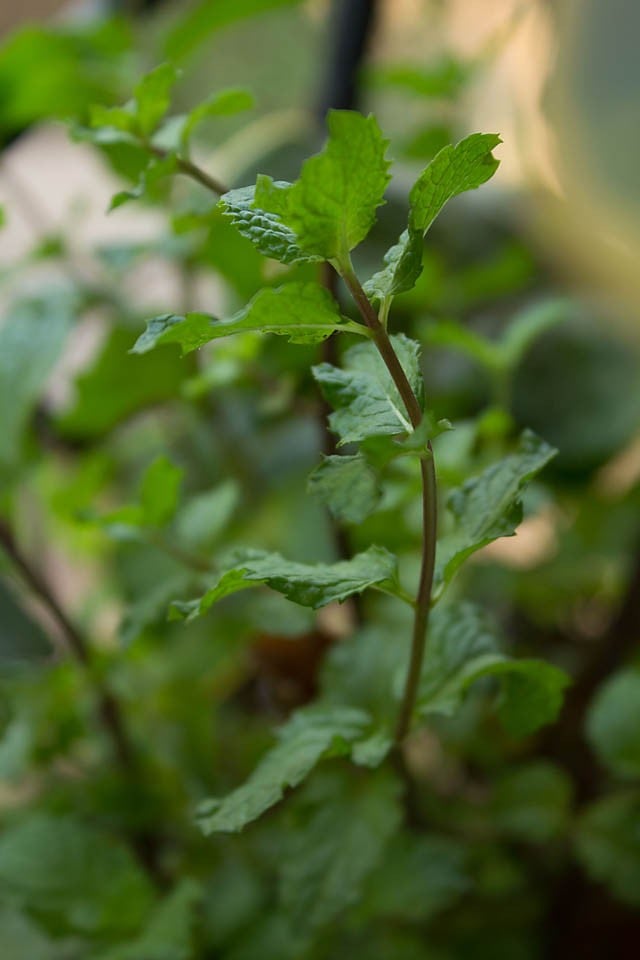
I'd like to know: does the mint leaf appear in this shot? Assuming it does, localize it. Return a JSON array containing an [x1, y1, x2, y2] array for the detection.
[[174, 481, 238, 552], [586, 669, 640, 779], [313, 334, 423, 444], [434, 430, 556, 594], [196, 706, 372, 833], [170, 544, 398, 619], [0, 814, 154, 937], [255, 111, 391, 262], [365, 132, 501, 301], [417, 603, 568, 735], [132, 282, 356, 354], [220, 183, 319, 265], [279, 769, 400, 935], [307, 454, 381, 524], [134, 62, 179, 137]]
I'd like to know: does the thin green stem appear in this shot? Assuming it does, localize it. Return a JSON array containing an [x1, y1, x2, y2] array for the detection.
[[340, 262, 438, 743], [149, 144, 230, 196]]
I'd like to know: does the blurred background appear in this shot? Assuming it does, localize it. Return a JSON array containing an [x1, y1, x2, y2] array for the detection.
[[0, 2, 639, 959]]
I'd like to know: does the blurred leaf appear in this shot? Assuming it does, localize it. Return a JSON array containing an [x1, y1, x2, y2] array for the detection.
[[174, 481, 238, 551], [254, 111, 390, 263], [58, 327, 185, 439], [512, 321, 640, 473], [307, 454, 381, 524], [133, 282, 356, 354], [360, 832, 470, 922], [370, 57, 471, 100], [165, 0, 305, 61], [178, 87, 254, 152], [138, 456, 183, 528], [109, 153, 177, 211], [133, 63, 179, 137], [491, 762, 572, 842], [0, 904, 77, 960], [0, 21, 131, 134], [170, 544, 399, 618], [576, 792, 640, 906], [0, 581, 51, 665], [0, 814, 154, 937], [313, 335, 423, 444], [196, 706, 372, 833], [98, 879, 202, 960], [279, 769, 400, 935], [587, 669, 640, 779], [0, 293, 73, 473], [434, 430, 556, 593]]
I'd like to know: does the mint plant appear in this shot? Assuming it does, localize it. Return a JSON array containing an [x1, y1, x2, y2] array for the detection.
[[80, 71, 567, 834], [2, 13, 640, 956]]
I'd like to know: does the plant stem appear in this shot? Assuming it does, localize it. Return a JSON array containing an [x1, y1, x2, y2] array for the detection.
[[0, 520, 165, 882], [149, 145, 229, 196], [340, 263, 438, 742]]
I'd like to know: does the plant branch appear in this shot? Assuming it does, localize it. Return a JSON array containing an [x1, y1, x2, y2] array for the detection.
[[149, 145, 229, 196], [340, 263, 438, 742]]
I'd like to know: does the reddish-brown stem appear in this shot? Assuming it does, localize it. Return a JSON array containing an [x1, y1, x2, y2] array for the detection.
[[340, 263, 438, 742]]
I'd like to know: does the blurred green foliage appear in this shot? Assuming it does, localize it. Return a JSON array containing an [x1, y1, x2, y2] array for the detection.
[[0, 3, 639, 959]]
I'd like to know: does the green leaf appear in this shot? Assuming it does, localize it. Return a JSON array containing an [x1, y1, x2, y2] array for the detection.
[[170, 544, 399, 619], [178, 87, 254, 152], [576, 792, 640, 906], [139, 456, 183, 527], [313, 334, 423, 444], [58, 327, 186, 439], [307, 455, 381, 524], [417, 603, 568, 736], [0, 904, 69, 960], [434, 430, 556, 593], [365, 133, 501, 301], [133, 62, 179, 137], [98, 879, 202, 960], [491, 762, 573, 843], [0, 294, 73, 472], [0, 814, 154, 936], [360, 833, 470, 923], [0, 581, 52, 665], [220, 183, 320, 265], [196, 706, 372, 833], [279, 769, 400, 935], [255, 111, 391, 262], [586, 669, 640, 779], [132, 282, 356, 355], [371, 57, 471, 100]]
